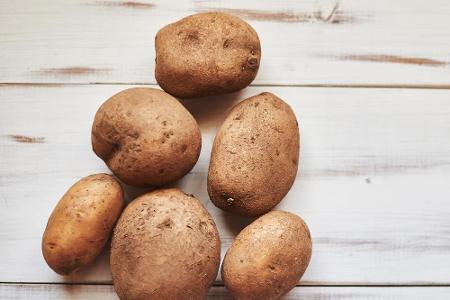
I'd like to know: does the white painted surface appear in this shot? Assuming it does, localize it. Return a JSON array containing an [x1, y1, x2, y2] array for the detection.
[[1, 0, 450, 298], [1, 0, 450, 86], [1, 85, 449, 286], [1, 284, 450, 300]]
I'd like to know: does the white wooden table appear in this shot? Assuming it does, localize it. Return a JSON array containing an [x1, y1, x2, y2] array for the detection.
[[1, 0, 450, 298]]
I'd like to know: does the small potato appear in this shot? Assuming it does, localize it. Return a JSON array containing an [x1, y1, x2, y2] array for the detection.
[[111, 188, 221, 300], [42, 174, 124, 275], [222, 211, 312, 300], [208, 92, 299, 216], [155, 12, 261, 98], [91, 87, 201, 187]]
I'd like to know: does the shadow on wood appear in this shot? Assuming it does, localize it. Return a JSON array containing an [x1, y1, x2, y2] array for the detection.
[[220, 210, 256, 238], [179, 90, 246, 129]]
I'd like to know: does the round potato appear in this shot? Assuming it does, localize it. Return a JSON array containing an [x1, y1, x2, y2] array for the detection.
[[155, 12, 261, 98], [222, 211, 312, 300], [91, 87, 201, 187], [42, 173, 124, 275], [111, 188, 221, 300], [207, 92, 299, 216]]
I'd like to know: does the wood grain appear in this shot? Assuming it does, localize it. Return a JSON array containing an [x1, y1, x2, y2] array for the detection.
[[91, 1, 156, 9], [37, 67, 110, 76], [193, 8, 330, 23], [0, 84, 449, 285], [1, 284, 450, 299], [1, 0, 450, 86], [336, 54, 448, 67], [7, 135, 46, 144]]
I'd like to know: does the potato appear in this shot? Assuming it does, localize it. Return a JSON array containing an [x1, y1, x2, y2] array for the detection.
[[155, 12, 261, 98], [91, 87, 201, 187], [111, 188, 221, 300], [42, 174, 124, 275], [207, 92, 299, 216], [222, 211, 312, 300]]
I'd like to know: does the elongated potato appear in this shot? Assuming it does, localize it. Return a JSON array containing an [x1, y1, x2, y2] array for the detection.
[[111, 188, 221, 300], [155, 12, 261, 98], [208, 92, 299, 216], [222, 211, 312, 300], [42, 174, 124, 275]]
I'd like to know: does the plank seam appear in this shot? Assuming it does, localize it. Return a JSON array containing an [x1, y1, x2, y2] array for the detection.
[[1, 282, 450, 287], [2, 83, 450, 90]]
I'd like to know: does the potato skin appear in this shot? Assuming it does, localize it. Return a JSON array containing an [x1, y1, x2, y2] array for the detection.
[[222, 211, 312, 300], [207, 92, 299, 216], [42, 174, 124, 275], [155, 12, 261, 98], [111, 188, 221, 300], [91, 87, 201, 187]]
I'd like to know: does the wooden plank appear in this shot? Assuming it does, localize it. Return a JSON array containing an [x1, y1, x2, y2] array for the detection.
[[1, 284, 450, 299], [1, 0, 450, 86], [1, 85, 450, 284]]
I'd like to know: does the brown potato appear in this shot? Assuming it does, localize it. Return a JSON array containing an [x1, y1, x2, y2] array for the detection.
[[222, 211, 312, 300], [155, 12, 261, 98], [91, 87, 201, 187], [42, 174, 124, 275], [111, 188, 221, 300], [207, 92, 299, 216]]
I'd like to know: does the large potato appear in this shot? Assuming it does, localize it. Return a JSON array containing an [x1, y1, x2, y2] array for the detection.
[[91, 87, 201, 187], [42, 174, 124, 275], [155, 12, 261, 98], [222, 211, 312, 300], [111, 188, 221, 300], [208, 92, 299, 216]]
